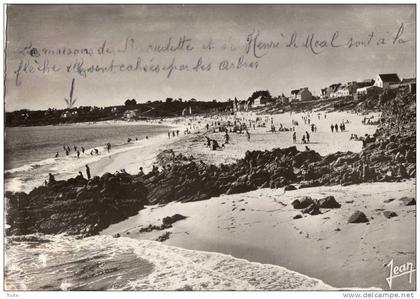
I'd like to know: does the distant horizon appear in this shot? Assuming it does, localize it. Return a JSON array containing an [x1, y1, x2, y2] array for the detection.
[[5, 4, 415, 112], [5, 69, 416, 113]]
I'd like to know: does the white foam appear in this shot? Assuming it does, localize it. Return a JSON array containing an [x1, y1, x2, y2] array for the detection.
[[108, 236, 336, 290]]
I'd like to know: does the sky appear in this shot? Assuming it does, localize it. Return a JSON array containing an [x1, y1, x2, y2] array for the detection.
[[5, 4, 416, 111]]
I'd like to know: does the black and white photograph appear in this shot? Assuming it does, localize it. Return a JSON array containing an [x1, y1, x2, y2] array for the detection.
[[2, 3, 417, 295]]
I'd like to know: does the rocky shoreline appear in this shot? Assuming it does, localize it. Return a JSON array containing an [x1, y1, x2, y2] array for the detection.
[[5, 91, 416, 237]]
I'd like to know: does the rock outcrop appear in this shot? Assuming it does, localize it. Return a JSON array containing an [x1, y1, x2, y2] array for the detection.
[[6, 172, 147, 236]]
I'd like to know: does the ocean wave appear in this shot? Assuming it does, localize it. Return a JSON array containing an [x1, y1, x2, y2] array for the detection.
[[5, 234, 338, 291]]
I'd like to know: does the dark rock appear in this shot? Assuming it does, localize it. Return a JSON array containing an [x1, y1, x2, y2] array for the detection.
[[291, 197, 314, 209], [302, 203, 321, 215], [226, 182, 254, 195], [384, 198, 395, 203], [156, 232, 171, 242], [6, 172, 147, 236], [162, 214, 187, 226], [348, 210, 369, 223], [284, 185, 297, 191], [293, 214, 303, 219], [317, 196, 341, 209], [399, 197, 416, 206], [383, 211, 398, 219]]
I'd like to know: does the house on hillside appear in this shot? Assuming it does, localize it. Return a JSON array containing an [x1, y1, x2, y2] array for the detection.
[[319, 88, 328, 100], [61, 111, 71, 119], [248, 96, 273, 108], [297, 88, 313, 101], [123, 110, 137, 121], [358, 79, 374, 88], [328, 83, 342, 98], [374, 73, 401, 89], [290, 89, 300, 101], [390, 78, 416, 93], [291, 88, 312, 101], [252, 96, 265, 107], [356, 85, 383, 97], [334, 85, 351, 97]]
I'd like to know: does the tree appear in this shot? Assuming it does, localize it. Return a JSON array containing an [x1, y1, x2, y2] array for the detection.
[[249, 90, 272, 101], [125, 99, 137, 106]]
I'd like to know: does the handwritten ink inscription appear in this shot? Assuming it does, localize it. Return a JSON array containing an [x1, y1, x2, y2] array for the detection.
[[12, 23, 409, 86]]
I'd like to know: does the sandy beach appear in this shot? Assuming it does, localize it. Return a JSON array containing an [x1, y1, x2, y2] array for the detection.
[[96, 110, 415, 290], [102, 180, 415, 290], [6, 109, 416, 291]]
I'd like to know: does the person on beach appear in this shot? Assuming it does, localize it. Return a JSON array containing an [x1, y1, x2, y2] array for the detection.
[[81, 147, 85, 154], [127, 138, 132, 143], [302, 136, 306, 144], [85, 165, 91, 180], [292, 132, 296, 143], [168, 132, 171, 139], [306, 131, 310, 143], [94, 149, 99, 155], [139, 167, 144, 176], [246, 130, 250, 141], [48, 173, 56, 184], [78, 171, 84, 179], [176, 130, 179, 136], [106, 143, 111, 153], [76, 150, 80, 158], [330, 124, 334, 133], [172, 131, 175, 137], [335, 124, 339, 132], [55, 152, 59, 158], [74, 146, 77, 152], [225, 132, 230, 144]]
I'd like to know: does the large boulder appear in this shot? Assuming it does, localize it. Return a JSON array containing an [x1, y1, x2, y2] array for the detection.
[[291, 197, 314, 209], [317, 196, 341, 208], [348, 210, 369, 223], [302, 203, 321, 215]]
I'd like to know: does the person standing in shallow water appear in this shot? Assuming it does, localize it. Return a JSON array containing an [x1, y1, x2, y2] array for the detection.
[[85, 165, 91, 180]]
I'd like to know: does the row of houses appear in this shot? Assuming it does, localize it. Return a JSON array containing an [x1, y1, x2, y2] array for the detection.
[[320, 73, 416, 100]]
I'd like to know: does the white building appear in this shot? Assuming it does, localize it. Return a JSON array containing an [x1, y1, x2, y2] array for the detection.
[[374, 74, 401, 89]]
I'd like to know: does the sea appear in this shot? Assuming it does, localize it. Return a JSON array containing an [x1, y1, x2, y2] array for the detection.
[[5, 234, 334, 291], [5, 122, 172, 193], [4, 120, 336, 291]]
